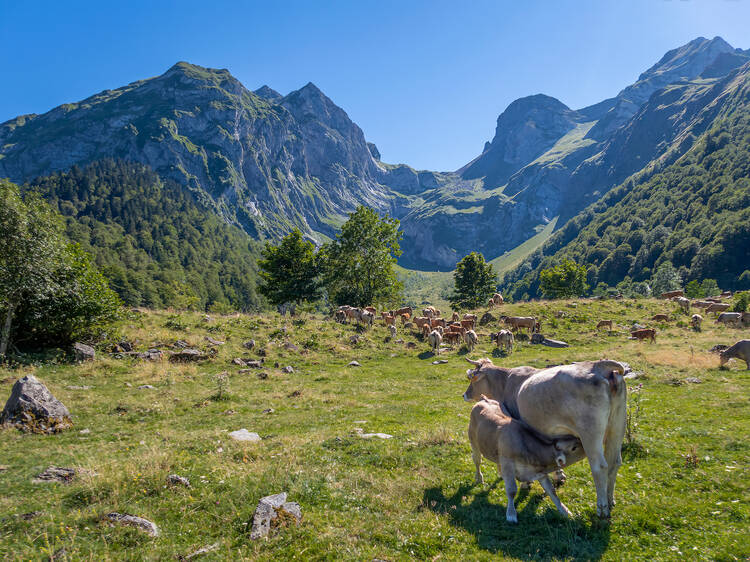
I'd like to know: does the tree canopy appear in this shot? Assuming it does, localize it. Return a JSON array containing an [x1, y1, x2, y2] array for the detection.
[[539, 259, 588, 299], [320, 206, 403, 307], [257, 229, 321, 306], [450, 252, 497, 309]]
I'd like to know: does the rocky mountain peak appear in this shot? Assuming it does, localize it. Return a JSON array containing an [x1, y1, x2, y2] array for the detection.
[[253, 85, 282, 102]]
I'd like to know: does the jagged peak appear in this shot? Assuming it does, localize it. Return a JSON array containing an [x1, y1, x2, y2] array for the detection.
[[253, 85, 282, 101]]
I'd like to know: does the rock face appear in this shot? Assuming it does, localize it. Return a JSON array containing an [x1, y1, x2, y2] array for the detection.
[[249, 492, 302, 540], [1, 375, 72, 433]]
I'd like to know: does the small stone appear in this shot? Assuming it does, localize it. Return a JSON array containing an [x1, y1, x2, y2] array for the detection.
[[349, 335, 360, 344], [170, 349, 208, 362], [79, 428, 91, 434], [20, 511, 43, 520], [360, 432, 393, 439], [685, 377, 702, 384], [283, 342, 299, 352], [104, 512, 160, 536], [353, 420, 367, 424], [73, 342, 95, 362], [32, 466, 88, 484], [541, 338, 569, 348], [249, 492, 302, 540], [124, 382, 133, 387], [262, 408, 274, 414], [232, 358, 247, 366], [257, 372, 269, 380], [182, 542, 220, 560], [243, 340, 256, 350], [138, 385, 156, 390], [431, 360, 448, 365], [118, 341, 133, 352], [282, 366, 294, 374], [174, 340, 190, 349], [347, 361, 361, 367], [166, 474, 191, 487], [66, 385, 92, 390], [530, 333, 545, 344], [205, 336, 225, 346], [229, 429, 261, 442], [406, 342, 417, 349]]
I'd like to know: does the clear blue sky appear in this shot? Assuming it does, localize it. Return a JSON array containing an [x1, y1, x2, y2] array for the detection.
[[1, 1, 748, 171]]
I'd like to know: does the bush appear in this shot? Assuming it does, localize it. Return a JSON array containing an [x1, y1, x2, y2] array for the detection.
[[732, 291, 749, 312]]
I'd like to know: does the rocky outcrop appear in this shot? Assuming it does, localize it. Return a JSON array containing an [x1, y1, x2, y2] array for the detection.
[[1, 375, 72, 433]]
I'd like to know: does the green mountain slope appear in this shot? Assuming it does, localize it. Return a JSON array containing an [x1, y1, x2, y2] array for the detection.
[[25, 160, 264, 310], [501, 64, 750, 298]]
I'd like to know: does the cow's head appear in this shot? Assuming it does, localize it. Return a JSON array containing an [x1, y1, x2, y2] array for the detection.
[[553, 437, 582, 468], [463, 358, 493, 402]]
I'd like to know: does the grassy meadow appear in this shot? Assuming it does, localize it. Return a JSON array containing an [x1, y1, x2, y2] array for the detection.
[[0, 298, 748, 560]]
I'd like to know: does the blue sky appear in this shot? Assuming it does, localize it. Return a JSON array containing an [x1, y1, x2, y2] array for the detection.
[[1, 1, 748, 171]]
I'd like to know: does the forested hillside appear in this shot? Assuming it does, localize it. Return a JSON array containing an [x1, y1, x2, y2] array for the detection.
[[501, 66, 750, 299], [26, 161, 264, 311]]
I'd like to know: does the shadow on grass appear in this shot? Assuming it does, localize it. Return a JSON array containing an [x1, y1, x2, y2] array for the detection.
[[418, 351, 436, 360], [421, 483, 610, 560]]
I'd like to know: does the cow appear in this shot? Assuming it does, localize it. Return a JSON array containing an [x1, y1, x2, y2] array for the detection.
[[692, 300, 712, 309], [423, 307, 436, 318], [394, 306, 413, 318], [661, 290, 684, 299], [422, 323, 431, 338], [464, 329, 478, 352], [596, 320, 613, 331], [502, 316, 537, 333], [460, 319, 475, 332], [365, 306, 376, 315], [400, 313, 411, 325], [414, 316, 431, 330], [630, 328, 656, 342], [721, 291, 733, 298], [443, 331, 462, 346], [706, 303, 731, 315], [468, 395, 584, 523], [691, 314, 702, 331], [344, 307, 360, 324], [716, 312, 742, 327], [334, 310, 347, 323], [462, 357, 627, 518], [388, 324, 397, 338], [492, 293, 504, 306], [383, 314, 396, 327], [488, 298, 495, 307], [428, 329, 443, 354], [430, 318, 447, 329], [674, 296, 690, 314], [492, 330, 514, 352], [451, 312, 460, 322], [463, 313, 478, 323], [651, 314, 669, 322], [357, 309, 374, 327], [719, 340, 750, 369]]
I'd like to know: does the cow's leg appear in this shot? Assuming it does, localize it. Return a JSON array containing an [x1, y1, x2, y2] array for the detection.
[[538, 475, 572, 518], [604, 413, 626, 511], [581, 434, 610, 518], [470, 440, 484, 484], [500, 462, 518, 523]]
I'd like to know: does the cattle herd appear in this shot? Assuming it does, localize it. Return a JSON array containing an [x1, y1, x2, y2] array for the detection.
[[333, 289, 749, 523]]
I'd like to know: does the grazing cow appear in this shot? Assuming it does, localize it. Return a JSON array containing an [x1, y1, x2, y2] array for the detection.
[[716, 312, 742, 327], [428, 329, 443, 354], [705, 297, 723, 303], [492, 330, 514, 352], [651, 314, 669, 322], [423, 307, 436, 318], [444, 331, 462, 346], [431, 318, 447, 329], [388, 324, 397, 338], [357, 309, 374, 327], [383, 314, 396, 327], [463, 313, 478, 323], [394, 306, 413, 318], [630, 328, 656, 342], [661, 290, 684, 299], [344, 307, 360, 324], [492, 293, 504, 306], [464, 329, 478, 352], [468, 395, 584, 523], [721, 291, 733, 298], [596, 320, 613, 331], [365, 306, 376, 315], [706, 303, 731, 315], [451, 312, 460, 322], [414, 316, 431, 330], [460, 319, 475, 332], [502, 316, 537, 333], [334, 310, 347, 323], [719, 340, 750, 369], [462, 357, 627, 518], [422, 323, 431, 338], [691, 314, 702, 330], [674, 296, 690, 314], [400, 313, 411, 324]]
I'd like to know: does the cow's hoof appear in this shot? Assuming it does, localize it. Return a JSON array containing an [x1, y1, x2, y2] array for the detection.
[[506, 514, 518, 524], [597, 505, 611, 519]]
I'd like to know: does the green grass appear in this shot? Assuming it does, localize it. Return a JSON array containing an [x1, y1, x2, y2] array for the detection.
[[1, 298, 748, 560], [490, 217, 559, 276]]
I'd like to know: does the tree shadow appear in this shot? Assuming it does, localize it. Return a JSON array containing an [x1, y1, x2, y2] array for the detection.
[[420, 482, 610, 560], [418, 351, 436, 360]]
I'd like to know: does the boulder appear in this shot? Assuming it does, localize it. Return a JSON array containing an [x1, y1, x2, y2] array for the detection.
[[541, 338, 569, 348], [229, 429, 261, 442], [118, 341, 133, 352], [73, 342, 95, 362], [243, 340, 256, 350], [249, 492, 302, 540], [232, 358, 247, 366], [174, 340, 190, 349], [530, 333, 545, 344], [169, 349, 207, 362], [283, 342, 299, 352], [204, 336, 225, 346], [104, 512, 160, 536], [32, 466, 76, 484], [1, 375, 73, 433], [282, 366, 294, 374], [479, 312, 496, 326]]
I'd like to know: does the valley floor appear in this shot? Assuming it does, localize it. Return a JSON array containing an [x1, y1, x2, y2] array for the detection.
[[0, 299, 748, 560]]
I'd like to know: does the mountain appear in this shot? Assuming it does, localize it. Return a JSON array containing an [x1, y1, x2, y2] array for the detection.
[[500, 61, 750, 297], [1, 36, 748, 277]]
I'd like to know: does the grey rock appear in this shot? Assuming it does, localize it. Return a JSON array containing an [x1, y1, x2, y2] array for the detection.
[[479, 312, 496, 326], [347, 361, 361, 367], [73, 342, 95, 362], [349, 335, 361, 345], [1, 375, 72, 433], [182, 542, 221, 560], [432, 360, 448, 365], [20, 511, 44, 520], [262, 408, 274, 414], [104, 512, 160, 536], [138, 385, 156, 390], [282, 366, 294, 374], [229, 429, 261, 442], [249, 492, 302, 540], [204, 336, 225, 346], [245, 360, 263, 368], [530, 333, 546, 344], [174, 340, 190, 349], [360, 432, 393, 439], [66, 385, 91, 390], [685, 377, 702, 384], [541, 338, 569, 348], [232, 357, 247, 366], [32, 466, 96, 484], [79, 428, 91, 434], [166, 474, 191, 487], [170, 349, 207, 362], [243, 340, 256, 350], [283, 342, 299, 352], [118, 341, 133, 352]]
